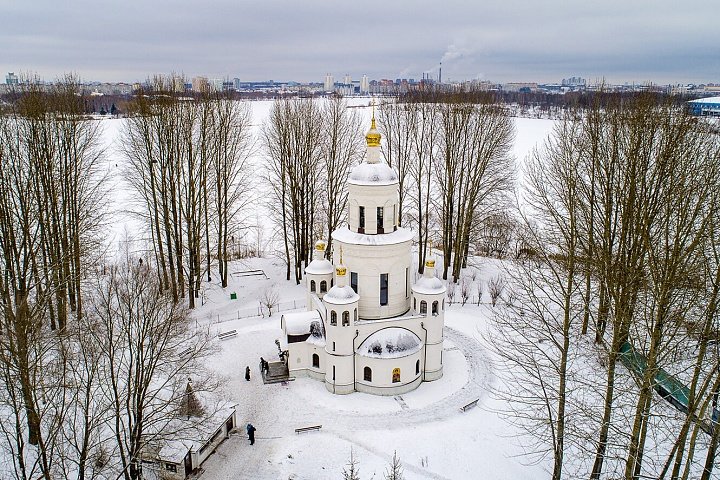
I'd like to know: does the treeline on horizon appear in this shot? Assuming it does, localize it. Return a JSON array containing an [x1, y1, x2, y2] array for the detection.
[[0, 82, 700, 118]]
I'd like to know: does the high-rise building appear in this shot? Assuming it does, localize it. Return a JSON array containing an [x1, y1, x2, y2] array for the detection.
[[324, 73, 334, 92], [360, 74, 369, 94], [343, 74, 352, 86], [6, 72, 18, 85]]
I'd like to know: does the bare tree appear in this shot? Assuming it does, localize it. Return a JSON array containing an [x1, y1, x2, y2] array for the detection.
[[88, 261, 215, 480], [341, 447, 361, 480], [488, 275, 506, 307], [320, 97, 363, 258], [261, 285, 280, 317], [264, 98, 323, 283], [384, 451, 405, 480]]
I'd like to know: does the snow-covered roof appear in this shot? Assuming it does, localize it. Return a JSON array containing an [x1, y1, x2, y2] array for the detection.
[[323, 285, 360, 305], [157, 394, 236, 464], [283, 310, 322, 336], [332, 225, 414, 246], [348, 161, 398, 186], [358, 328, 422, 359], [412, 276, 446, 295], [305, 258, 334, 275], [688, 96, 720, 104]]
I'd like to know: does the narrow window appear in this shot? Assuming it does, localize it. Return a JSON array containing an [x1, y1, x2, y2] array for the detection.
[[416, 359, 420, 375], [312, 353, 319, 368], [354, 308, 358, 321], [333, 342, 336, 352], [432, 301, 439, 316], [320, 280, 327, 293], [405, 268, 408, 298], [333, 365, 336, 379], [377, 207, 384, 233], [351, 272, 358, 293], [364, 366, 372, 382], [359, 206, 365, 233], [420, 300, 427, 315], [394, 204, 397, 229], [414, 297, 417, 312], [330, 311, 337, 326], [342, 311, 350, 326], [392, 368, 401, 383], [310, 280, 316, 292], [380, 273, 389, 306]]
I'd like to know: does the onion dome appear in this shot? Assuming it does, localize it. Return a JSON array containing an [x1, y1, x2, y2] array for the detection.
[[305, 239, 333, 275]]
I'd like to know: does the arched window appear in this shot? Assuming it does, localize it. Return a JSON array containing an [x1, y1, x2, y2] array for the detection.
[[416, 359, 420, 375], [330, 311, 337, 326], [432, 301, 439, 316], [364, 366, 372, 382], [420, 300, 427, 315], [320, 280, 328, 293], [312, 354, 320, 368], [392, 368, 401, 383], [342, 311, 350, 326], [310, 280, 316, 292]]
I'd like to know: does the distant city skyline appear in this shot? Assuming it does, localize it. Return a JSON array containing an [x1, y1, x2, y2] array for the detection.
[[1, 0, 718, 85]]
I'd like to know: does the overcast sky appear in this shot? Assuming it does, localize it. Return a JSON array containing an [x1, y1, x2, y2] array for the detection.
[[1, 0, 718, 85]]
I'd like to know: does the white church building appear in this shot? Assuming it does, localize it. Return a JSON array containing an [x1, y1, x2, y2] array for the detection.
[[280, 114, 446, 395]]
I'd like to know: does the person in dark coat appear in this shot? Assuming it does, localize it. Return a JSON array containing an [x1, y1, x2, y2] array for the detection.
[[245, 366, 251, 381], [246, 423, 256, 445]]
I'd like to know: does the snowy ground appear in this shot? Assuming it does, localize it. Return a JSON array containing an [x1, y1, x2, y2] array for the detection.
[[95, 100, 556, 479], [186, 256, 547, 480]]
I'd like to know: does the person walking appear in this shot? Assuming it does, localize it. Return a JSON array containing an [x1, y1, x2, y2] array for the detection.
[[245, 366, 251, 381], [246, 423, 256, 445]]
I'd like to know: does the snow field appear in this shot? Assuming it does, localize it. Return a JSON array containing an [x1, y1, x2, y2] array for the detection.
[[95, 99, 556, 479]]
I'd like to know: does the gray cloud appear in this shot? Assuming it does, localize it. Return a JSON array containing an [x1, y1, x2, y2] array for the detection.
[[0, 0, 717, 84]]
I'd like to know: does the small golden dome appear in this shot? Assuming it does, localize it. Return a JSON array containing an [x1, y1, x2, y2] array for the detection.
[[365, 109, 381, 147], [425, 259, 436, 268], [314, 240, 326, 251], [336, 265, 347, 276]]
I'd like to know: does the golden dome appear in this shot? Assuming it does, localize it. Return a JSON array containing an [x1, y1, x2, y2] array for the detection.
[[365, 107, 381, 147]]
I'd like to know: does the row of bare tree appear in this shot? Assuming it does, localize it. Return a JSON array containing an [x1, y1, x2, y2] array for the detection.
[[122, 76, 254, 307], [264, 97, 364, 283], [379, 96, 514, 281], [264, 95, 516, 285], [490, 94, 720, 479], [0, 79, 217, 480]]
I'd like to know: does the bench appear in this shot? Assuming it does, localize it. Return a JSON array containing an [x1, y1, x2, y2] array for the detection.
[[218, 329, 238, 340], [232, 269, 268, 279], [295, 425, 322, 434], [460, 399, 479, 412]]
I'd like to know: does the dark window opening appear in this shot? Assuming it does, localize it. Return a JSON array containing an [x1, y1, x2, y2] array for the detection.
[[310, 280, 316, 292], [416, 359, 420, 375], [432, 301, 439, 315], [359, 206, 365, 233], [351, 272, 358, 293], [420, 300, 427, 315], [320, 280, 327, 293], [330, 311, 337, 326], [342, 311, 350, 326], [377, 207, 384, 233], [364, 366, 372, 382], [380, 273, 389, 306], [312, 354, 320, 368]]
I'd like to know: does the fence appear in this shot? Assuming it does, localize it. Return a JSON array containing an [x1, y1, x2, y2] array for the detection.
[[208, 298, 307, 325]]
